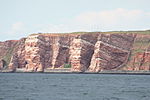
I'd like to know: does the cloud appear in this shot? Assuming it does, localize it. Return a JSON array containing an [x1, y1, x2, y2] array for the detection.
[[72, 8, 150, 31], [1, 22, 28, 41], [38, 24, 90, 33], [38, 8, 150, 33], [4, 8, 150, 36], [1, 8, 149, 41], [11, 22, 24, 33]]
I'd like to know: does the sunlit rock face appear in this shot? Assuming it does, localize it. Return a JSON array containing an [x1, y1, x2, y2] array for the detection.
[[24, 34, 75, 72], [88, 34, 136, 72], [69, 33, 99, 72], [70, 38, 94, 72], [1, 32, 150, 72], [24, 35, 45, 72]]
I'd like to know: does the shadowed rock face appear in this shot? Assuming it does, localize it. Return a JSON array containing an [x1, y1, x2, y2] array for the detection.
[[1, 32, 150, 72], [123, 35, 150, 71], [0, 60, 5, 70], [130, 52, 150, 70], [0, 40, 22, 71], [8, 38, 26, 71], [0, 40, 18, 61]]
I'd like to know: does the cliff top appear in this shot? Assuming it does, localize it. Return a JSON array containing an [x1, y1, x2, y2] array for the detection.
[[30, 32, 99, 36], [30, 30, 150, 36], [1, 30, 150, 42]]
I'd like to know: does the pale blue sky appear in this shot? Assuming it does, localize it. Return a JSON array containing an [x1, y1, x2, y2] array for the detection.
[[0, 0, 150, 41]]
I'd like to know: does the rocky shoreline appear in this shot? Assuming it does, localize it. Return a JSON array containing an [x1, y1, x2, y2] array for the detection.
[[1, 68, 150, 75]]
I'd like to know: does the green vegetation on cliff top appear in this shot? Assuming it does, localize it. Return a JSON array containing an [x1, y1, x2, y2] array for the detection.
[[31, 30, 150, 36], [102, 30, 150, 34]]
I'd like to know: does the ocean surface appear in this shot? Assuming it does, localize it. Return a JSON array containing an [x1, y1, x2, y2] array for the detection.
[[0, 73, 150, 100]]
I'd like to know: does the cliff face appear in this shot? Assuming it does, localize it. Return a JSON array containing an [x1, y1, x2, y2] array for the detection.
[[70, 33, 98, 72], [8, 38, 26, 70], [88, 34, 136, 72], [0, 32, 150, 72], [0, 40, 18, 69], [123, 34, 150, 71]]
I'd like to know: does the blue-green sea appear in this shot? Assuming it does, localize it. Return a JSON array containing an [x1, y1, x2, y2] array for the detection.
[[0, 73, 150, 100]]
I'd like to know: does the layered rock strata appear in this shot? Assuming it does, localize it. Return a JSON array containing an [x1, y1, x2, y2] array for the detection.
[[8, 38, 26, 71], [70, 38, 95, 72], [70, 33, 98, 72], [24, 35, 45, 72], [88, 34, 136, 72], [123, 34, 150, 71], [0, 32, 150, 72], [0, 40, 18, 65]]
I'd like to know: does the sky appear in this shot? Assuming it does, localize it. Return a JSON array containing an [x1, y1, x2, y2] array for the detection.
[[0, 0, 150, 41]]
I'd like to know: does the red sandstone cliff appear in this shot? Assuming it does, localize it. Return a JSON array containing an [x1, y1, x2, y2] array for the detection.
[[0, 40, 18, 70], [0, 32, 150, 72]]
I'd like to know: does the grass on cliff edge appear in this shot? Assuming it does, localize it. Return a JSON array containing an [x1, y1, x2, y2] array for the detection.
[[30, 30, 150, 36], [102, 30, 150, 34]]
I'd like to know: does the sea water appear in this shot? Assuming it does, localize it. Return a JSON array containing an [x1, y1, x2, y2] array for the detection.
[[0, 73, 150, 100]]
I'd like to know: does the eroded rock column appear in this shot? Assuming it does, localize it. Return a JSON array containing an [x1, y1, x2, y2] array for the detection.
[[25, 35, 45, 72], [70, 38, 94, 72]]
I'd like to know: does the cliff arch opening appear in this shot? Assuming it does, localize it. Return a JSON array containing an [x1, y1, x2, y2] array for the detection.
[[0, 59, 7, 69]]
